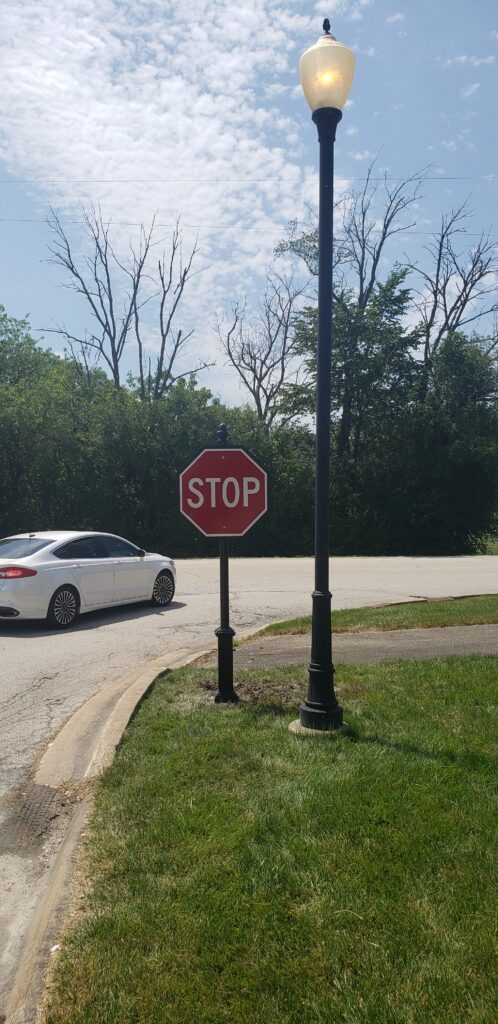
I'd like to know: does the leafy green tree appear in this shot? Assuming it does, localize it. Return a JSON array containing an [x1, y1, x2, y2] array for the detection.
[[329, 333, 497, 554], [1, 300, 495, 557], [282, 268, 419, 457]]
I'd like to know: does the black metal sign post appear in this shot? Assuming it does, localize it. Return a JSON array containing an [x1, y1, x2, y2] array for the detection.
[[180, 424, 267, 705], [214, 535, 237, 703], [214, 424, 238, 704]]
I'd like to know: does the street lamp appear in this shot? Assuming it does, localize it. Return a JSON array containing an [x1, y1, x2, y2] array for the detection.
[[298, 20, 355, 731]]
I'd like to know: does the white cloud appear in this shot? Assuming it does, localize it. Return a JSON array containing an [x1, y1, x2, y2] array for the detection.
[[348, 149, 375, 161], [346, 125, 359, 136], [441, 132, 475, 152], [442, 54, 495, 68], [313, 0, 373, 21], [491, 31, 498, 41], [461, 82, 481, 98], [0, 0, 333, 387], [352, 44, 377, 57], [385, 13, 404, 26]]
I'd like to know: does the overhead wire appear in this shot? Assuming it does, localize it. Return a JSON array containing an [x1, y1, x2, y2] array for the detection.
[[0, 174, 497, 184], [0, 217, 495, 239]]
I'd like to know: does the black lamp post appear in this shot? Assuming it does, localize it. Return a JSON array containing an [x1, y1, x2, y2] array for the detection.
[[298, 20, 355, 731]]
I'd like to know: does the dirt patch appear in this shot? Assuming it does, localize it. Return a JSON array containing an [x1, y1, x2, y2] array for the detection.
[[199, 668, 304, 710]]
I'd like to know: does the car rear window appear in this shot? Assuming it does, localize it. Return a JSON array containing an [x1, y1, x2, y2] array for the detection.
[[0, 537, 53, 558]]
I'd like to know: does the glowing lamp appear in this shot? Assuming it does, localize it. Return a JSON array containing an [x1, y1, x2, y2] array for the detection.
[[299, 24, 355, 112]]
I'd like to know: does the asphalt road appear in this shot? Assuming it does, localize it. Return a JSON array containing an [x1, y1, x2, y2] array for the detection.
[[1, 555, 496, 801]]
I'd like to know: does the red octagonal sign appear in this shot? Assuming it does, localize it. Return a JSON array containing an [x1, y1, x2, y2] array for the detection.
[[180, 448, 267, 537]]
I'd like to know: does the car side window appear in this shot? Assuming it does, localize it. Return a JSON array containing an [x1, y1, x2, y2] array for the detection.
[[69, 537, 104, 559], [53, 542, 74, 559], [99, 536, 138, 558]]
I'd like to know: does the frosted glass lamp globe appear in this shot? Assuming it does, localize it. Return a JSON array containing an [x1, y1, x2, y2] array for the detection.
[[299, 31, 355, 112]]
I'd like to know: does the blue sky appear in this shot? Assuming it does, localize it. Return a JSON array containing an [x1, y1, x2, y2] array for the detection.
[[1, 0, 496, 402]]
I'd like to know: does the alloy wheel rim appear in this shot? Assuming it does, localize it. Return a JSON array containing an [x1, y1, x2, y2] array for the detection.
[[154, 574, 174, 604], [54, 590, 77, 625]]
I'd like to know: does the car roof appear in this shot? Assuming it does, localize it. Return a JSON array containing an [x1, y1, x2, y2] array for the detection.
[[6, 531, 113, 541]]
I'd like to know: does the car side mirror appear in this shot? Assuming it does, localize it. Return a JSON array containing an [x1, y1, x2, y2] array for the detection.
[[137, 548, 146, 558]]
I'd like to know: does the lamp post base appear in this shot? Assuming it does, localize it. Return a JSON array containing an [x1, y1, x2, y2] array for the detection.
[[301, 589, 343, 729], [298, 698, 343, 730], [289, 718, 350, 737]]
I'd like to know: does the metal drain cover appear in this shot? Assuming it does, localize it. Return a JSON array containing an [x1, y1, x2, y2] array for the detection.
[[0, 784, 63, 856]]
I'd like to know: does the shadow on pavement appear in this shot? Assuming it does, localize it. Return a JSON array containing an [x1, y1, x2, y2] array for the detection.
[[0, 600, 187, 638]]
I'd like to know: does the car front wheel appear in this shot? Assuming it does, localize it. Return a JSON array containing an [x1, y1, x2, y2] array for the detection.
[[151, 570, 175, 607], [47, 586, 79, 629]]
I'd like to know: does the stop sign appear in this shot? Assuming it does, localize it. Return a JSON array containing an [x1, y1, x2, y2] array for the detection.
[[180, 448, 267, 537]]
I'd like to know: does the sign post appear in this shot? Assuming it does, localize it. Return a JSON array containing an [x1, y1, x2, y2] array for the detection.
[[179, 425, 267, 703], [214, 424, 236, 702]]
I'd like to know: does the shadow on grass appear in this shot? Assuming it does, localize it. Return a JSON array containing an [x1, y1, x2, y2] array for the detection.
[[203, 686, 494, 775], [348, 731, 494, 775]]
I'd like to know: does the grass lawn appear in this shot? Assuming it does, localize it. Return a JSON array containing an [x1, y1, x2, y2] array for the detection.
[[259, 594, 498, 636], [43, 655, 497, 1024]]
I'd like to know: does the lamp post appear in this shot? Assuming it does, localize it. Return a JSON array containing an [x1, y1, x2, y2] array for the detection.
[[298, 19, 355, 731]]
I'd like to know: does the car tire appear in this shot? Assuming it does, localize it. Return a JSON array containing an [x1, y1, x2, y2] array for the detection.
[[47, 586, 80, 629], [151, 570, 175, 607]]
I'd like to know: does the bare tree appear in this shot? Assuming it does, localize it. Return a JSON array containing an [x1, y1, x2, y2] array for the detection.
[[405, 202, 498, 368], [216, 267, 308, 426], [45, 205, 209, 396], [277, 163, 498, 451], [153, 225, 203, 399], [278, 165, 427, 451], [280, 166, 497, 357], [278, 163, 426, 308], [46, 205, 152, 388]]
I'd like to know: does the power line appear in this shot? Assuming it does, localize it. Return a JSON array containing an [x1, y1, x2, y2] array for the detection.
[[0, 175, 497, 185], [0, 217, 495, 239]]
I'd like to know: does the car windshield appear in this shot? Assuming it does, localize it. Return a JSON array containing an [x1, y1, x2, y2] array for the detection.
[[0, 537, 54, 558]]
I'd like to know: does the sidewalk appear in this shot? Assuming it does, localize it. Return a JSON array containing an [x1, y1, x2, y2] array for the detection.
[[209, 623, 498, 669]]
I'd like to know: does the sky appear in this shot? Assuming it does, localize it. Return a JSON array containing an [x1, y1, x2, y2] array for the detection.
[[0, 0, 497, 404]]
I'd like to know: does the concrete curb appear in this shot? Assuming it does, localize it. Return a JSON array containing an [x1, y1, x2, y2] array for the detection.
[[35, 647, 211, 789], [5, 797, 90, 1024], [6, 646, 213, 1024]]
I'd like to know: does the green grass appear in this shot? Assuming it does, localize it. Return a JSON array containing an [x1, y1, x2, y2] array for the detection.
[[44, 656, 497, 1024], [259, 594, 498, 636], [485, 536, 498, 555]]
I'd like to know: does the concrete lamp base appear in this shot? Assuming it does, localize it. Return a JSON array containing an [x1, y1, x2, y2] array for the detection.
[[288, 719, 351, 738]]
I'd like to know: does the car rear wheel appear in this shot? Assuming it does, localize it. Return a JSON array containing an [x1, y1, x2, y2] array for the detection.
[[47, 586, 79, 629], [151, 570, 175, 607]]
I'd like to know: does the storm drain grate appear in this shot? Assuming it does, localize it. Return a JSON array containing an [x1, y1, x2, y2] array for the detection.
[[0, 784, 63, 856]]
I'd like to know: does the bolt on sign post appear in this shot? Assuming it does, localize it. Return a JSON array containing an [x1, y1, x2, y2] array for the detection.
[[180, 424, 267, 702]]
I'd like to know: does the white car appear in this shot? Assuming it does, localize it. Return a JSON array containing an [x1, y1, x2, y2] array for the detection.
[[0, 531, 176, 628]]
